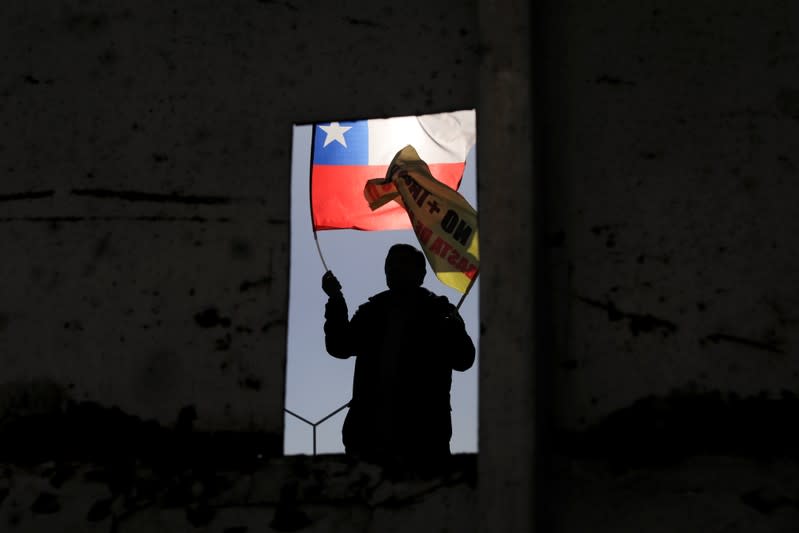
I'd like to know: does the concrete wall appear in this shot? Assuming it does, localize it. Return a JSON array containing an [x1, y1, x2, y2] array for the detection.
[[477, 0, 535, 530], [0, 455, 477, 533], [539, 0, 799, 433], [2, 0, 799, 531], [0, 0, 477, 446], [537, 1, 799, 527]]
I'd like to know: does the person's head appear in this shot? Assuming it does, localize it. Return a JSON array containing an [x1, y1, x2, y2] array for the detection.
[[385, 244, 426, 291]]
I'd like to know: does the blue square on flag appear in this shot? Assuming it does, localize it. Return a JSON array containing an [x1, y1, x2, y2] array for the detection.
[[313, 121, 368, 165]]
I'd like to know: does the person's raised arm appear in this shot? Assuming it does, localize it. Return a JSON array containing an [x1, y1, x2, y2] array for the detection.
[[322, 271, 353, 358], [443, 305, 476, 371]]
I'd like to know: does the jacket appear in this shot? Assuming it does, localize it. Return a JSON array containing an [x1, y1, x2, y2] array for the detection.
[[324, 287, 475, 459]]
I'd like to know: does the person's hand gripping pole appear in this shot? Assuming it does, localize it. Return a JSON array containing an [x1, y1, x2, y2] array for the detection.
[[321, 271, 342, 297]]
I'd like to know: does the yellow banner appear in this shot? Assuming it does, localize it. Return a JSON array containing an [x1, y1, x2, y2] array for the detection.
[[364, 145, 479, 293]]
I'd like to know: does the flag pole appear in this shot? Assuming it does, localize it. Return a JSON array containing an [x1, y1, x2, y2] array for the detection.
[[313, 234, 329, 272], [309, 123, 330, 272], [456, 270, 479, 310]]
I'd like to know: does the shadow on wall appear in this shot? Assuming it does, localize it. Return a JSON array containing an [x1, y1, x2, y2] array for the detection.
[[557, 386, 799, 468], [0, 380, 279, 464]]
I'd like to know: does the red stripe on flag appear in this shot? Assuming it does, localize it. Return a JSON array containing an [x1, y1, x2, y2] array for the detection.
[[311, 163, 466, 231]]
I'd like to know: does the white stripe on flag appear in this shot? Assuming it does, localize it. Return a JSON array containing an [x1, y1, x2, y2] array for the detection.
[[367, 110, 476, 166]]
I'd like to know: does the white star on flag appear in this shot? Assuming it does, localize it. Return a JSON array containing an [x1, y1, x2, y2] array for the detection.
[[319, 122, 352, 148]]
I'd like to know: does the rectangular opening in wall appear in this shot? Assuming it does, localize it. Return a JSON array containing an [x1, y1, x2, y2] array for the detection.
[[285, 111, 479, 456]]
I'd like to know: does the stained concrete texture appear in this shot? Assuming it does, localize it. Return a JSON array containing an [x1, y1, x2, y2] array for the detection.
[[0, 400, 281, 463], [2, 0, 799, 529], [0, 455, 476, 533], [556, 388, 799, 466], [537, 0, 799, 429], [0, 0, 477, 439], [548, 456, 799, 533], [1, 452, 796, 533]]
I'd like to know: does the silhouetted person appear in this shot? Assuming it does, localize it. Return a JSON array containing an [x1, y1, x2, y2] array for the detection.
[[322, 244, 475, 472]]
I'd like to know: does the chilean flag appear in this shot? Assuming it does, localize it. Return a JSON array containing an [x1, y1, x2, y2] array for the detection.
[[311, 110, 476, 231]]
